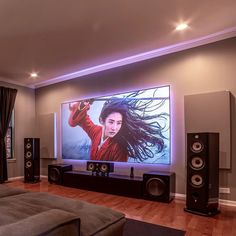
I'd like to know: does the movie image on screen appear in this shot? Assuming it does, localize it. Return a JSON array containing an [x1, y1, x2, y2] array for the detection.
[[62, 86, 170, 164]]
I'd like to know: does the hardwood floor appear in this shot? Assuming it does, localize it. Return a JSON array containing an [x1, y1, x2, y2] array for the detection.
[[5, 178, 236, 236]]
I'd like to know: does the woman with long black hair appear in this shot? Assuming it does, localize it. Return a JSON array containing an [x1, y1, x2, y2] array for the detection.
[[68, 90, 168, 162]]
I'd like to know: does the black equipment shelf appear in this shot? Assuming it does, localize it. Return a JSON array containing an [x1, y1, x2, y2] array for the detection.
[[63, 171, 143, 198]]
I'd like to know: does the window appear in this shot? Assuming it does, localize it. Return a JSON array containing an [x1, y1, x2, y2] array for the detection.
[[5, 111, 14, 159]]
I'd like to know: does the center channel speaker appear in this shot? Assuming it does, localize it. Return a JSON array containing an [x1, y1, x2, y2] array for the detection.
[[185, 133, 220, 216], [24, 138, 40, 183], [87, 161, 114, 176], [143, 171, 176, 203], [48, 164, 72, 185]]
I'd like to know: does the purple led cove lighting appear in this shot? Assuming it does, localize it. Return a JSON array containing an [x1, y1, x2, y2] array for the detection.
[[34, 27, 236, 88]]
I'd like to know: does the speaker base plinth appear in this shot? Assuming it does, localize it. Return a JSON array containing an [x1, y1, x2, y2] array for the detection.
[[184, 207, 220, 217], [24, 180, 40, 184]]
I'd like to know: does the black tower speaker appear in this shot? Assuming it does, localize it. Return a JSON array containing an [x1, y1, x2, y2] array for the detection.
[[24, 138, 40, 183], [143, 171, 176, 203], [48, 164, 72, 185], [185, 132, 220, 216]]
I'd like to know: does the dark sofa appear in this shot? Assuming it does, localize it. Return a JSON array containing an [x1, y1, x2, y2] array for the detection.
[[0, 185, 125, 236]]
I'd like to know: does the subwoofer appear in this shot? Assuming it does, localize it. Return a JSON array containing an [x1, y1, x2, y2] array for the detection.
[[24, 138, 40, 183], [143, 171, 175, 203], [48, 164, 72, 185], [86, 161, 114, 176], [185, 132, 220, 216]]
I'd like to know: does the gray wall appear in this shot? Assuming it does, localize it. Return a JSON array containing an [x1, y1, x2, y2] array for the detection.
[[34, 37, 236, 201], [0, 81, 36, 178]]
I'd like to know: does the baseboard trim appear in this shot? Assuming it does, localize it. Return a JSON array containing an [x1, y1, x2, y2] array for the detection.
[[174, 193, 236, 207], [8, 175, 47, 181], [174, 193, 186, 201], [5, 176, 236, 207], [8, 176, 24, 181], [219, 199, 236, 207], [40, 175, 48, 179]]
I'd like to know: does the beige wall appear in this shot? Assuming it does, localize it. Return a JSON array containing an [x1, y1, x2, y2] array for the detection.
[[34, 37, 236, 201], [0, 81, 36, 178]]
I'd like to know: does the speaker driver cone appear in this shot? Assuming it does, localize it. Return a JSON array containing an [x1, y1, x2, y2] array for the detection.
[[100, 163, 108, 173], [191, 174, 203, 187], [26, 143, 31, 149], [26, 151, 32, 159], [146, 178, 165, 196], [87, 163, 95, 171], [190, 157, 205, 170], [49, 168, 60, 182], [26, 161, 32, 168], [191, 141, 204, 153]]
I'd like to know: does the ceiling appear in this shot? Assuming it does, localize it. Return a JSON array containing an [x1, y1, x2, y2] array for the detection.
[[0, 0, 236, 88]]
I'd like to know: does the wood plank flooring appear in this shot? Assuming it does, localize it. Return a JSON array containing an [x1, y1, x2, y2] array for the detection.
[[5, 178, 236, 236]]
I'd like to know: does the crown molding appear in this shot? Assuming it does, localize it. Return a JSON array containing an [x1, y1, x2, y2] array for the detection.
[[34, 26, 236, 88], [0, 78, 34, 89], [2, 27, 236, 89]]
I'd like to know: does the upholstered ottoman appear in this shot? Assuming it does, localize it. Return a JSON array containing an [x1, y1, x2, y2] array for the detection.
[[0, 185, 125, 236]]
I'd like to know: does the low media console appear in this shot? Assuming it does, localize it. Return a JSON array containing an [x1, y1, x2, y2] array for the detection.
[[48, 164, 176, 203], [63, 171, 143, 198]]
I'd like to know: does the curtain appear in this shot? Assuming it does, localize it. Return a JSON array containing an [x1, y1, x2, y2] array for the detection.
[[0, 86, 17, 183]]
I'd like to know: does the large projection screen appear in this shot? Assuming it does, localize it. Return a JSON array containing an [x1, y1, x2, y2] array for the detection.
[[62, 86, 170, 164]]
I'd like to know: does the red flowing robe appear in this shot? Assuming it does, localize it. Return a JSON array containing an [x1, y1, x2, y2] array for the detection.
[[68, 103, 128, 162]]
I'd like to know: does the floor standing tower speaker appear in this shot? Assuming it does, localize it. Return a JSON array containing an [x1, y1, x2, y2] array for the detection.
[[185, 133, 220, 216], [24, 138, 40, 183]]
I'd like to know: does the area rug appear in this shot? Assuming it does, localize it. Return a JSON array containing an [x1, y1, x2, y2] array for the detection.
[[123, 218, 186, 236]]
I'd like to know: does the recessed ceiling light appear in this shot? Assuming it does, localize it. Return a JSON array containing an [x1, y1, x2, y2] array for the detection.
[[176, 23, 188, 31], [30, 72, 38, 78]]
